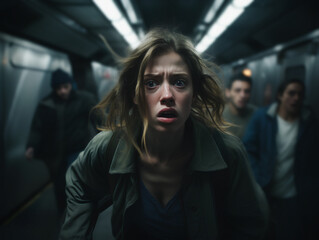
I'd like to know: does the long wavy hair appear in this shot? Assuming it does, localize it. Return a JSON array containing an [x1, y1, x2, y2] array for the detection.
[[93, 28, 227, 155]]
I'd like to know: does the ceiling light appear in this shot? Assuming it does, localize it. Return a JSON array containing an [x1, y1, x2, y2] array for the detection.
[[274, 44, 283, 51], [207, 24, 226, 38], [137, 28, 145, 39], [204, 0, 224, 23], [113, 18, 134, 36], [216, 5, 244, 27], [232, 0, 254, 8], [196, 35, 215, 53], [196, 0, 254, 53], [242, 68, 252, 77], [196, 25, 226, 53], [93, 0, 121, 21], [120, 0, 138, 24], [112, 19, 139, 48], [93, 0, 140, 49]]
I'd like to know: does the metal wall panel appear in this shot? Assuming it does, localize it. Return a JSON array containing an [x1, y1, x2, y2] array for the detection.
[[0, 33, 71, 219], [248, 55, 281, 107]]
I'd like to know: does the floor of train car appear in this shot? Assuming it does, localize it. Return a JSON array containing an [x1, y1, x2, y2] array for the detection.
[[0, 183, 115, 240]]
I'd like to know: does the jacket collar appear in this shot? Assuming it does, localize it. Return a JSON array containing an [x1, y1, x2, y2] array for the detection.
[[267, 102, 312, 122], [109, 118, 227, 174], [266, 102, 278, 118]]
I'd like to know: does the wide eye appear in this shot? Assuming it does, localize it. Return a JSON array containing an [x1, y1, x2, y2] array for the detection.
[[174, 79, 186, 88], [144, 80, 158, 89]]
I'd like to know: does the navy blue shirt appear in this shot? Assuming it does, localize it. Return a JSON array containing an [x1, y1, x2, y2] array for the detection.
[[124, 179, 187, 240]]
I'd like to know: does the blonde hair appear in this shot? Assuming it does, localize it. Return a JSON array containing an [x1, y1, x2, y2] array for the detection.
[[93, 28, 227, 155]]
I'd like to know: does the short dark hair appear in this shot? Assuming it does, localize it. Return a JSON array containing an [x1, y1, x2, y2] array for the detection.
[[51, 69, 73, 89], [228, 73, 252, 89], [277, 78, 305, 97]]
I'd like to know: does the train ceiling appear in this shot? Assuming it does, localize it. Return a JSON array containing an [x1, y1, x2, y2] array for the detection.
[[0, 0, 318, 66]]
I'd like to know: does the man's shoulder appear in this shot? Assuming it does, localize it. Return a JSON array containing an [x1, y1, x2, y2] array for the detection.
[[222, 103, 234, 118], [247, 104, 257, 112], [301, 105, 318, 123], [38, 93, 55, 108], [253, 104, 274, 117]]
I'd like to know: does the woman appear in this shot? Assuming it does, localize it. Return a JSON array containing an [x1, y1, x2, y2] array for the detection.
[[60, 29, 268, 240]]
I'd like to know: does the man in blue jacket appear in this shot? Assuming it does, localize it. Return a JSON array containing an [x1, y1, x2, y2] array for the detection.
[[243, 78, 319, 240]]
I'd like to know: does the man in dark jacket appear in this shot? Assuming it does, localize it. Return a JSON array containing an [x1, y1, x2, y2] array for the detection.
[[243, 78, 319, 240], [25, 69, 97, 213]]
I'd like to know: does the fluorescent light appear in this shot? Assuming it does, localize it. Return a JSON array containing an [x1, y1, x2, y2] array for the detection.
[[274, 44, 283, 51], [113, 18, 134, 36], [196, 0, 254, 53], [207, 24, 226, 38], [120, 0, 138, 24], [216, 5, 244, 27], [93, 0, 140, 49], [232, 0, 254, 8], [196, 35, 214, 53], [196, 25, 226, 53], [125, 34, 140, 49], [93, 0, 122, 21], [137, 28, 145, 39], [113, 18, 139, 48], [204, 0, 224, 23]]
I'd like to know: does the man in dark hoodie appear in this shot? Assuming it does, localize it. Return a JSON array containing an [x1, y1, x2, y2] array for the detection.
[[25, 69, 96, 213]]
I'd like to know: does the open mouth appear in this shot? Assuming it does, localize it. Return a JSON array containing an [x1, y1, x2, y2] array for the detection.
[[158, 109, 178, 118]]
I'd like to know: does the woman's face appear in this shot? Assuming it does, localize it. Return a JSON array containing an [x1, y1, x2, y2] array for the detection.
[[142, 51, 193, 133]]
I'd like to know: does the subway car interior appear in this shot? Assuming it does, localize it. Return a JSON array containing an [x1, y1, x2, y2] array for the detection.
[[1, 0, 319, 239]]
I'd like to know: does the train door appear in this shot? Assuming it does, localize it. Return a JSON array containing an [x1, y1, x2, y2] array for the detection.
[[247, 55, 281, 107]]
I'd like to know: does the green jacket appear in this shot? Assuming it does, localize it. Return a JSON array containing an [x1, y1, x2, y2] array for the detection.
[[60, 119, 268, 240]]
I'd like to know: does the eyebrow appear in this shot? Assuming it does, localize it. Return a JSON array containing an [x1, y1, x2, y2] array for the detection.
[[143, 72, 190, 77], [144, 73, 160, 78]]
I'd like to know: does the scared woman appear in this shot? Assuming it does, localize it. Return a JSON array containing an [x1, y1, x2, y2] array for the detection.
[[60, 28, 268, 240]]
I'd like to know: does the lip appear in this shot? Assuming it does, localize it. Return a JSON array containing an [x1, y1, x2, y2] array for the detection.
[[157, 108, 178, 116], [157, 108, 178, 123]]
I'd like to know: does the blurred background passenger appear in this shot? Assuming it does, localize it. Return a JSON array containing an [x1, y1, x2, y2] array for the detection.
[[25, 69, 97, 213], [223, 73, 256, 138], [243, 78, 319, 240]]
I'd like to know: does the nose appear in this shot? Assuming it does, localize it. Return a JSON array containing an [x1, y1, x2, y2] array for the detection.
[[160, 82, 174, 106]]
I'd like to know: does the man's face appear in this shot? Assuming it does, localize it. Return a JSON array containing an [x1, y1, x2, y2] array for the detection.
[[142, 51, 193, 133], [226, 80, 251, 110], [55, 83, 72, 100], [278, 82, 304, 116]]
